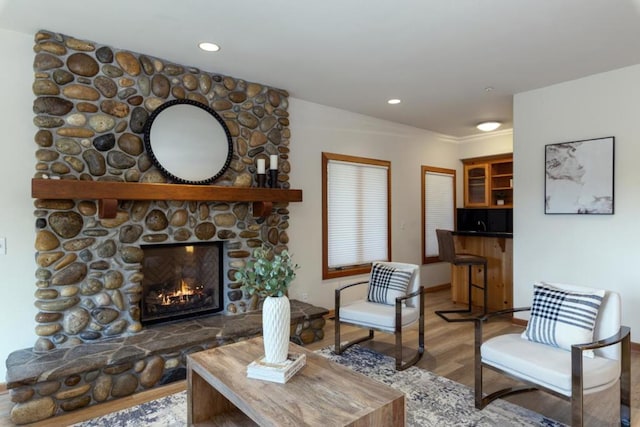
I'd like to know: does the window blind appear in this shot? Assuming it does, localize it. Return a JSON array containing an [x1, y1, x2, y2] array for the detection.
[[327, 160, 388, 268], [425, 170, 454, 257]]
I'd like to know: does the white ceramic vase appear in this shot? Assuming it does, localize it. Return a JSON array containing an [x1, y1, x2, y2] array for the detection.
[[262, 295, 290, 364]]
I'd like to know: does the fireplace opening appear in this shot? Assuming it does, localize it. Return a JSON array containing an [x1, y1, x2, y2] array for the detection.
[[141, 242, 224, 325]]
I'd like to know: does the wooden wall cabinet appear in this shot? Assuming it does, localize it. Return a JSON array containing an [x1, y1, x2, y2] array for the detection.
[[463, 154, 513, 208]]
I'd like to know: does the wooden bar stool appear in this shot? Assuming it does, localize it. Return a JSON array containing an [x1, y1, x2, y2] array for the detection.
[[434, 229, 488, 322]]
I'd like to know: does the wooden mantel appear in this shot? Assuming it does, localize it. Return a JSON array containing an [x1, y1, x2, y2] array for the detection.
[[32, 178, 303, 218]]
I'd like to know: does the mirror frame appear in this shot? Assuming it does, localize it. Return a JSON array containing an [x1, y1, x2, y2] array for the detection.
[[143, 99, 233, 185]]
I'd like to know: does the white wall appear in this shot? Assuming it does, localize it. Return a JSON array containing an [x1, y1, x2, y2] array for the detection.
[[513, 64, 640, 340], [287, 99, 463, 309], [0, 29, 40, 380]]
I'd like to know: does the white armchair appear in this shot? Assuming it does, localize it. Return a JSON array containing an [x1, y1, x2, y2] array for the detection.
[[474, 282, 631, 426], [334, 261, 424, 370]]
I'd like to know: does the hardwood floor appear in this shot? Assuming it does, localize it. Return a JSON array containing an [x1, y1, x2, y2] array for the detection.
[[1, 288, 637, 426]]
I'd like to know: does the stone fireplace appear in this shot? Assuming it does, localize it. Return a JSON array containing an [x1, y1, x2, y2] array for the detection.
[[5, 30, 328, 424], [140, 241, 224, 325]]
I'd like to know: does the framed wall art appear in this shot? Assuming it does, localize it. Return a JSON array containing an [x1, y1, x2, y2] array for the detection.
[[545, 136, 614, 214]]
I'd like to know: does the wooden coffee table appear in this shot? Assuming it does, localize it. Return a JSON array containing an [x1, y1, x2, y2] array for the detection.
[[187, 336, 405, 426]]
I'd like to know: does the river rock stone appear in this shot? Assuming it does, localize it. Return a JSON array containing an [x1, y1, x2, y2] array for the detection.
[[35, 296, 80, 311], [119, 224, 143, 243], [66, 113, 87, 127], [77, 102, 98, 113], [182, 74, 197, 90], [127, 95, 143, 106], [91, 307, 119, 325], [35, 40, 66, 55], [35, 230, 60, 251], [142, 233, 168, 243], [164, 64, 184, 75], [111, 374, 138, 398], [229, 91, 247, 103], [49, 211, 83, 238], [52, 69, 74, 85], [93, 375, 112, 402], [140, 356, 164, 388], [34, 288, 58, 299], [101, 64, 123, 78], [94, 76, 117, 98], [104, 271, 124, 290], [62, 84, 100, 101], [36, 312, 63, 323], [199, 74, 211, 93], [33, 97, 73, 116], [33, 80, 60, 96], [51, 263, 87, 285], [67, 53, 99, 77], [212, 99, 232, 111], [194, 222, 216, 240], [173, 228, 191, 241], [36, 252, 64, 267], [65, 37, 95, 51], [115, 52, 141, 76], [10, 388, 34, 404], [89, 260, 109, 270], [35, 130, 53, 147], [54, 253, 78, 271], [63, 308, 90, 334], [89, 115, 116, 133], [33, 116, 64, 128], [35, 148, 59, 161], [96, 240, 117, 258], [83, 149, 106, 175], [93, 133, 115, 151], [81, 279, 102, 295], [145, 210, 168, 231], [151, 74, 170, 98], [34, 53, 63, 71], [10, 397, 56, 424], [169, 209, 188, 226], [107, 151, 136, 169], [213, 213, 236, 227], [114, 133, 142, 156], [94, 45, 114, 62], [104, 319, 128, 336], [95, 292, 111, 306], [63, 237, 95, 251], [100, 100, 129, 118], [186, 93, 208, 105], [238, 111, 258, 128], [249, 131, 267, 147], [121, 246, 143, 263]]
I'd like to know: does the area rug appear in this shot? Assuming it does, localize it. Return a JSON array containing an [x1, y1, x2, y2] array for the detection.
[[75, 345, 564, 426]]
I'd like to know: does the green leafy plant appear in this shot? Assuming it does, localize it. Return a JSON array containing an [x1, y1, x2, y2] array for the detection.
[[234, 244, 299, 298]]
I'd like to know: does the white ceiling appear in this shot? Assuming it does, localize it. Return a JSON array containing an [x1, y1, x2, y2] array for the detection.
[[2, 0, 640, 137]]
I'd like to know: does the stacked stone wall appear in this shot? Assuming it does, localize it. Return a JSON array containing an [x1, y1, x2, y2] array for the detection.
[[30, 29, 292, 351]]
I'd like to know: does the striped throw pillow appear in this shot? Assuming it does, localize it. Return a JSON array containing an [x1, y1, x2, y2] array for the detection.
[[367, 263, 413, 305], [522, 282, 604, 358]]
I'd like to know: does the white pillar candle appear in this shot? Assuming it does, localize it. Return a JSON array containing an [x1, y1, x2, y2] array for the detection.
[[270, 155, 278, 170], [257, 158, 266, 174]]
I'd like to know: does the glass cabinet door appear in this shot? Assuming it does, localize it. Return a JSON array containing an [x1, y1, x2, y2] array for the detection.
[[464, 164, 488, 206]]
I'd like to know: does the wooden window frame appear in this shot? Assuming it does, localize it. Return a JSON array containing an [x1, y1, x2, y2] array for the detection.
[[322, 152, 392, 280], [421, 165, 456, 264]]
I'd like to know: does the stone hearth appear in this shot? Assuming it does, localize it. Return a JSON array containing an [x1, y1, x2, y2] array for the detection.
[[7, 301, 327, 424]]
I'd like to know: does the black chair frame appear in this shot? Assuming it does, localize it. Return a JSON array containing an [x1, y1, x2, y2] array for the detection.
[[334, 280, 425, 371]]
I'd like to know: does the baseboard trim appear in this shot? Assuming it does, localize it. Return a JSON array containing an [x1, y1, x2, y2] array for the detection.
[[424, 283, 451, 293]]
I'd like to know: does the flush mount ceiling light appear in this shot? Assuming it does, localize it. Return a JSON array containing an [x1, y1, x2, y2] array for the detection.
[[198, 42, 220, 52], [476, 121, 501, 132], [387, 99, 401, 105]]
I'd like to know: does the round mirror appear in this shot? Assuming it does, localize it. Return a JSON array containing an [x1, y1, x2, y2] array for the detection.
[[143, 99, 233, 185]]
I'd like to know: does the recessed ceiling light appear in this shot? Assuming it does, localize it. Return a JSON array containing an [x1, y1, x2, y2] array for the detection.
[[198, 42, 220, 52], [387, 99, 401, 105], [476, 121, 501, 132]]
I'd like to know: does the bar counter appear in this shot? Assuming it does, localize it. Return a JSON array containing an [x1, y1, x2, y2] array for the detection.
[[450, 231, 513, 311]]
